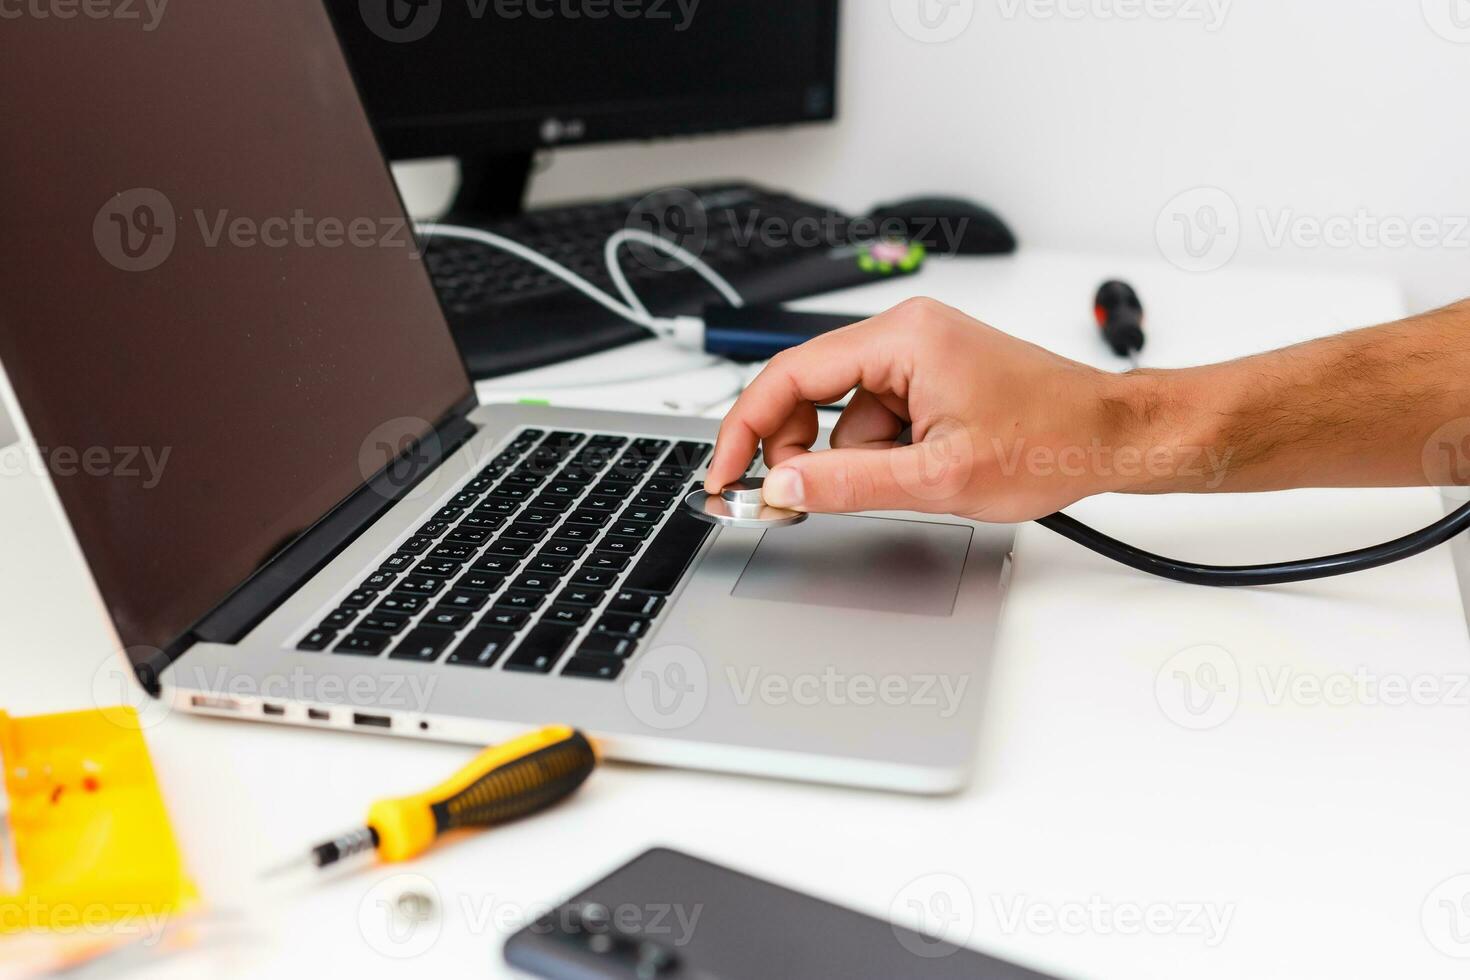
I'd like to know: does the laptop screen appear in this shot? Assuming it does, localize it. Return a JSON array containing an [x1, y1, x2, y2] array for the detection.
[[0, 3, 473, 659]]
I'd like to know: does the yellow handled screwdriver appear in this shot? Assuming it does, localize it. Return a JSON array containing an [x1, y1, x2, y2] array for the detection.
[[263, 726, 597, 876]]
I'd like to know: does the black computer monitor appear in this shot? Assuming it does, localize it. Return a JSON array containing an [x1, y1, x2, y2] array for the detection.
[[327, 0, 841, 218]]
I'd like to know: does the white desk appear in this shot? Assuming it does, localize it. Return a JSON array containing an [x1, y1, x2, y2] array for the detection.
[[7, 249, 1470, 979]]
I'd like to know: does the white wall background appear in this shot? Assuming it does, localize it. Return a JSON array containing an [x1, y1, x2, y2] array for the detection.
[[397, 0, 1470, 314]]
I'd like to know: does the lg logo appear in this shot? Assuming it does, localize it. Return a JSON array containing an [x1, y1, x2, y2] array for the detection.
[[1156, 186, 1240, 274], [93, 188, 175, 272], [890, 0, 976, 43], [1422, 0, 1470, 43], [360, 0, 442, 43]]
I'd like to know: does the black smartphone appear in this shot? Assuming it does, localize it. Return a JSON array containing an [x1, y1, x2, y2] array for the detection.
[[503, 847, 1062, 980]]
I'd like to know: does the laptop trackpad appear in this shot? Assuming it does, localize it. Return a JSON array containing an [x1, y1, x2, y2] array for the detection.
[[731, 515, 972, 618]]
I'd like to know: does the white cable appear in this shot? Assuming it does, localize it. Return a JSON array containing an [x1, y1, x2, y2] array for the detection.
[[417, 222, 750, 401], [603, 228, 745, 316], [419, 222, 666, 333]]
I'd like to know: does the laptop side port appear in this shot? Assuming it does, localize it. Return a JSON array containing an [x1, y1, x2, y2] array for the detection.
[[353, 712, 391, 729], [190, 696, 243, 712], [308, 708, 331, 722], [262, 704, 286, 717]]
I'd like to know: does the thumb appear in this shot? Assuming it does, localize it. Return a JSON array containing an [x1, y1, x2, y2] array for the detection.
[[763, 442, 970, 515]]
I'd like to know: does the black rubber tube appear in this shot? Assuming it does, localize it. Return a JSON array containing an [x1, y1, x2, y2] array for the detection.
[[1036, 501, 1470, 587]]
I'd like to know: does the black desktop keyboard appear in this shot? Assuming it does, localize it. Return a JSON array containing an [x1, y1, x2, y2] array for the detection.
[[423, 183, 920, 378], [297, 428, 714, 681]]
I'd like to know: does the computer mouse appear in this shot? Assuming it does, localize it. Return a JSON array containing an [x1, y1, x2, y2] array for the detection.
[[867, 197, 1018, 256]]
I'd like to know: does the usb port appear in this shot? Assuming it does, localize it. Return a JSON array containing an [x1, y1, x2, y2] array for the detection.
[[308, 708, 331, 722], [262, 704, 286, 717], [353, 712, 392, 729]]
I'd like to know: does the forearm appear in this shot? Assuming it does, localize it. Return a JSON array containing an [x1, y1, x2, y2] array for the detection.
[[1110, 300, 1470, 495]]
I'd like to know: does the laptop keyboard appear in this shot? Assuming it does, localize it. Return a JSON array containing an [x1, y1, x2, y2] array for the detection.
[[294, 429, 716, 681]]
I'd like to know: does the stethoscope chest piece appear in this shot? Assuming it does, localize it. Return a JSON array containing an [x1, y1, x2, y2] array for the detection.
[[684, 478, 808, 529]]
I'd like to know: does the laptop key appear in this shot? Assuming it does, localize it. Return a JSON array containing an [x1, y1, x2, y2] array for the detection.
[[610, 521, 654, 540], [571, 569, 620, 590], [539, 540, 588, 561], [581, 554, 630, 574], [610, 591, 664, 617], [669, 441, 712, 471], [547, 431, 587, 449], [594, 536, 644, 557], [380, 552, 417, 573], [391, 628, 456, 662], [642, 480, 684, 496], [589, 435, 628, 449], [321, 608, 358, 629], [358, 612, 411, 634], [341, 590, 378, 610], [566, 510, 611, 527], [446, 627, 515, 668], [455, 572, 504, 594], [562, 656, 624, 681], [433, 506, 464, 523], [528, 555, 574, 576], [580, 496, 619, 513], [620, 506, 663, 525], [632, 438, 671, 457], [440, 589, 490, 611], [594, 614, 652, 639], [544, 481, 585, 498], [579, 634, 638, 659], [552, 525, 598, 544], [397, 574, 446, 596], [297, 628, 337, 652], [431, 544, 476, 562], [484, 609, 530, 629], [494, 590, 546, 612], [558, 586, 607, 606], [472, 555, 521, 576], [445, 526, 492, 545], [512, 573, 559, 594], [622, 511, 713, 596], [504, 624, 577, 674], [399, 536, 434, 555], [503, 524, 549, 543], [477, 499, 520, 517], [487, 540, 534, 558], [376, 593, 428, 615], [414, 559, 462, 578], [517, 509, 561, 526], [631, 493, 674, 510], [334, 632, 389, 656], [416, 521, 453, 538], [459, 513, 507, 531], [544, 605, 591, 627], [422, 609, 472, 631]]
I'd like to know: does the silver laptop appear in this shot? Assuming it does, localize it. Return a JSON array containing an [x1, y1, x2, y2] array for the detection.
[[0, 1, 1013, 794]]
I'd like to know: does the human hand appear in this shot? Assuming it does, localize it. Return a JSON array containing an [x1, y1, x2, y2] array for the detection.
[[704, 297, 1172, 524]]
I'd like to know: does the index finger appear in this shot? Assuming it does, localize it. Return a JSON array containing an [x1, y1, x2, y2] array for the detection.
[[704, 311, 912, 491]]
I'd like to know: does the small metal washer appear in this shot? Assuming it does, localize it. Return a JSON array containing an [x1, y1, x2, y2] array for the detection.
[[684, 477, 808, 529]]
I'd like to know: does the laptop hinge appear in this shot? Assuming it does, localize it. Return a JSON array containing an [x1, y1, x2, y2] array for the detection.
[[145, 410, 478, 689]]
